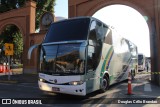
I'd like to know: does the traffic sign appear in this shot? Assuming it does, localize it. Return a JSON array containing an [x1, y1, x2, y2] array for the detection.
[[4, 43, 14, 56]]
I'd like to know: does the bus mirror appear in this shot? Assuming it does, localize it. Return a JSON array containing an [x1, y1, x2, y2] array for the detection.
[[79, 46, 86, 60], [28, 44, 40, 60]]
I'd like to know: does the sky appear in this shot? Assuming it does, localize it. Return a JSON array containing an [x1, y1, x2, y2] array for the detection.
[[54, 0, 68, 18], [54, 1, 150, 57]]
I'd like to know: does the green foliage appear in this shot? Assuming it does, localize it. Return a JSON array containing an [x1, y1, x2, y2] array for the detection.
[[35, 0, 56, 29], [0, 25, 23, 59], [13, 32, 23, 58]]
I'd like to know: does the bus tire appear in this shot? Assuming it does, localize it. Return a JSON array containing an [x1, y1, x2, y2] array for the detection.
[[100, 76, 109, 93]]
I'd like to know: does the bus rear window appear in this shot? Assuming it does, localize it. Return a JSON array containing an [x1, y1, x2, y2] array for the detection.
[[43, 18, 90, 43]]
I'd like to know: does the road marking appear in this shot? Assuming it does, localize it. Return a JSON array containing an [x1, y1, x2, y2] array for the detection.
[[144, 84, 152, 92]]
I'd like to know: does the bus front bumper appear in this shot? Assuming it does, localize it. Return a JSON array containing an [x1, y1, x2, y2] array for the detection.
[[138, 66, 144, 71], [38, 81, 86, 96]]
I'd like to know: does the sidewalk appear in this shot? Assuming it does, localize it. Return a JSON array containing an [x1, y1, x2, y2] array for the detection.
[[116, 73, 160, 98], [132, 72, 160, 97], [109, 73, 160, 106]]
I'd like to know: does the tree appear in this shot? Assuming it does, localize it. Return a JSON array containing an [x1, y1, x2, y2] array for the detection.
[[13, 32, 23, 59], [0, 25, 22, 62], [35, 0, 55, 29]]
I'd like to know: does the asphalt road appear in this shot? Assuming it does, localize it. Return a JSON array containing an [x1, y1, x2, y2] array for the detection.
[[0, 70, 158, 107]]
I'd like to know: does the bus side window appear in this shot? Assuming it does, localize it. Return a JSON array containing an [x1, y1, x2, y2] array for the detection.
[[87, 21, 96, 72], [104, 29, 112, 45], [121, 39, 129, 53], [112, 30, 121, 54]]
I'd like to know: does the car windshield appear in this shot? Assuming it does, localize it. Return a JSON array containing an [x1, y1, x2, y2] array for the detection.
[[39, 43, 85, 75], [43, 18, 90, 43]]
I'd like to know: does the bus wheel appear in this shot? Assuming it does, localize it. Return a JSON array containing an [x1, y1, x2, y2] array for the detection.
[[100, 76, 109, 92]]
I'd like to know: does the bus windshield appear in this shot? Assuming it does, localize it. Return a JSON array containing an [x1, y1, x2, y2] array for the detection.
[[39, 43, 85, 75], [43, 18, 90, 43]]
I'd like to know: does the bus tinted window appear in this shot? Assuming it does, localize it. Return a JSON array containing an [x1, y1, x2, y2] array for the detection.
[[43, 18, 90, 43], [104, 29, 112, 45], [87, 21, 104, 71], [40, 43, 85, 74]]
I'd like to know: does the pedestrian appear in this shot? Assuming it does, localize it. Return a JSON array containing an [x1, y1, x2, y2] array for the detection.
[[146, 62, 149, 72]]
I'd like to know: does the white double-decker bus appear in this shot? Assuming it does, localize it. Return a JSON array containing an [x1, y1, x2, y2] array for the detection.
[[138, 54, 146, 71], [28, 17, 138, 96]]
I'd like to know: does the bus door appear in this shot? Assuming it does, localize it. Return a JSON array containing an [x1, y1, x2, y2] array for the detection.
[[85, 20, 104, 93], [86, 45, 96, 93]]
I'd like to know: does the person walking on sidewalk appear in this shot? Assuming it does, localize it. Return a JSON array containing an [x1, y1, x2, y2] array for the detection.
[[146, 62, 149, 72]]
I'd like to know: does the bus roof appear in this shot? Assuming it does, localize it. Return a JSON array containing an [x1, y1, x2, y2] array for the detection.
[[50, 16, 110, 27]]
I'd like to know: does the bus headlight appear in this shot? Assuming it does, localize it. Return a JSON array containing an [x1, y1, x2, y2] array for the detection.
[[39, 78, 45, 82], [69, 81, 84, 85]]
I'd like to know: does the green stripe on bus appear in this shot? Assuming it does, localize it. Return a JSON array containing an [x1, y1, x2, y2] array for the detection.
[[100, 46, 113, 77]]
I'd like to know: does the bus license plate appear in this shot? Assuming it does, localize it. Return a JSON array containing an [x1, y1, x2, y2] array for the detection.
[[52, 87, 60, 91]]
